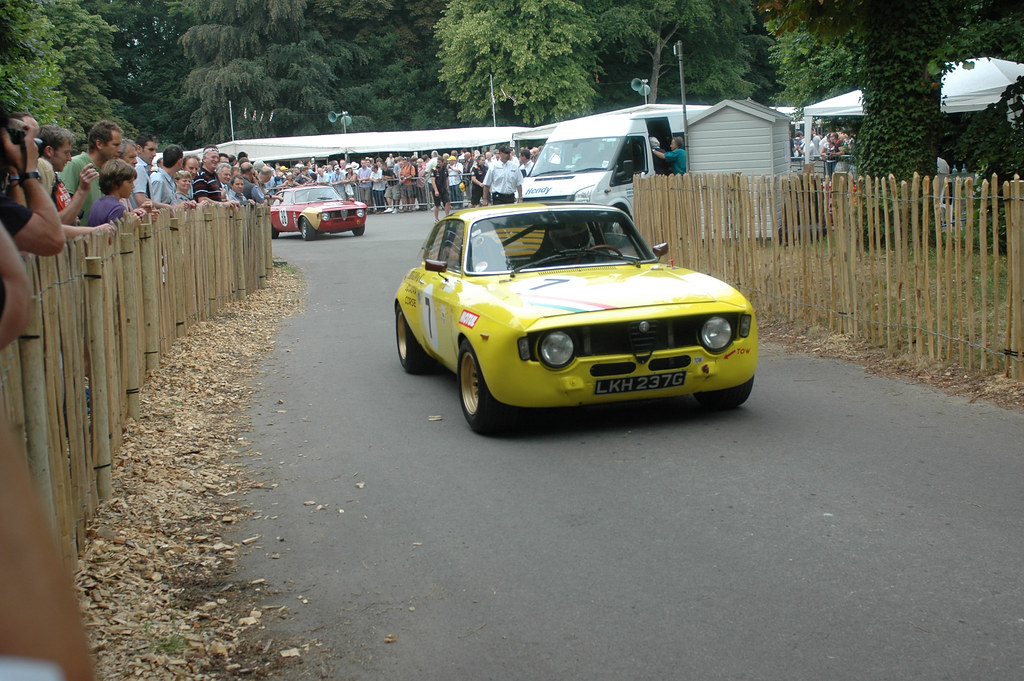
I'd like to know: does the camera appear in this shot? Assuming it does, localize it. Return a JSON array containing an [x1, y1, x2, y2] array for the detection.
[[6, 125, 26, 147], [0, 108, 44, 170]]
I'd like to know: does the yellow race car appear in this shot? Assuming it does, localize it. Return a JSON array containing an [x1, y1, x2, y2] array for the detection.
[[394, 203, 757, 434]]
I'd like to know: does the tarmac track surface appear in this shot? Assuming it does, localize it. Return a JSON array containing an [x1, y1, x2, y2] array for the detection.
[[242, 210, 1024, 681]]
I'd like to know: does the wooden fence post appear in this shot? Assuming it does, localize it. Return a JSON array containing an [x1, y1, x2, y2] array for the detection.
[[118, 232, 141, 420], [235, 209, 248, 302], [139, 216, 160, 374], [18, 292, 58, 524], [85, 257, 112, 501], [170, 215, 186, 338], [205, 211, 217, 319]]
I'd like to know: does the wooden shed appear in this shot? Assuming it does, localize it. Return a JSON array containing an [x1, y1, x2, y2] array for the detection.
[[687, 99, 792, 176]]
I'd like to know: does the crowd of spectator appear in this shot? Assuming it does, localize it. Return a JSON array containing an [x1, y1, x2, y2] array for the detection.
[[792, 128, 856, 177], [249, 144, 546, 217], [1, 112, 563, 270]]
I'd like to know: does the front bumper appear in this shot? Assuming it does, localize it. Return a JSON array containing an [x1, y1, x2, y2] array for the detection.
[[478, 333, 758, 409]]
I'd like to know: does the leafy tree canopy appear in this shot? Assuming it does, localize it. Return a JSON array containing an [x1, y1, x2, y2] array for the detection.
[[593, 0, 757, 104], [0, 0, 63, 121], [437, 0, 596, 125]]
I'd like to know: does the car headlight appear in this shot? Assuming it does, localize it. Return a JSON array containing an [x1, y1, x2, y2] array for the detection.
[[572, 185, 595, 202], [538, 331, 575, 368], [700, 316, 733, 353], [356, 209, 365, 217]]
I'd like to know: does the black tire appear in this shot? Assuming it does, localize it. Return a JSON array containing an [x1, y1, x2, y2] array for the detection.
[[299, 217, 316, 241], [396, 306, 435, 374], [458, 339, 517, 435], [271, 226, 280, 239], [694, 376, 754, 410], [352, 225, 366, 236]]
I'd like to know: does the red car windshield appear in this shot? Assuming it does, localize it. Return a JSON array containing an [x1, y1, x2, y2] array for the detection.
[[293, 187, 343, 203]]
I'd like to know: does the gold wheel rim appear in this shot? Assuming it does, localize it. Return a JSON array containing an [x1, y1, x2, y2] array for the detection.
[[396, 311, 408, 360], [460, 353, 479, 415]]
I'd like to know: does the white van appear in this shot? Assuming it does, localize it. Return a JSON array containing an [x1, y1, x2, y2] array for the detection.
[[521, 106, 685, 216]]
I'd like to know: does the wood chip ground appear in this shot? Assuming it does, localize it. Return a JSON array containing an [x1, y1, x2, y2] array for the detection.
[[76, 264, 313, 679]]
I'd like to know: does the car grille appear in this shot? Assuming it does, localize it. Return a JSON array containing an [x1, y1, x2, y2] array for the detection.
[[527, 313, 739, 365]]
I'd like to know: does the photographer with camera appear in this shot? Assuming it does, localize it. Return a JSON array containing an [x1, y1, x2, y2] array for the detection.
[[1, 112, 66, 256]]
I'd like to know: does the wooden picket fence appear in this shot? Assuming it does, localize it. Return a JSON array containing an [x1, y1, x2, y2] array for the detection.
[[1, 205, 272, 570], [634, 171, 1024, 381]]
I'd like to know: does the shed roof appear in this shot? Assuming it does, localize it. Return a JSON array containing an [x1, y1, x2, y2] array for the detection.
[[688, 99, 794, 126]]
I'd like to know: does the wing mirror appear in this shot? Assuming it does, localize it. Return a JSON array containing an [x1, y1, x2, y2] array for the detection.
[[425, 259, 449, 273], [652, 243, 669, 259]]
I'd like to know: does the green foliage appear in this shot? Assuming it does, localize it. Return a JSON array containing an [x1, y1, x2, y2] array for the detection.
[[84, 0, 196, 147], [759, 0, 867, 37], [769, 29, 858, 107], [763, 0, 968, 179], [853, 0, 952, 178], [0, 0, 63, 120], [592, 0, 757, 104], [437, 0, 596, 125], [181, 0, 344, 143], [8, 0, 790, 146], [42, 0, 124, 144]]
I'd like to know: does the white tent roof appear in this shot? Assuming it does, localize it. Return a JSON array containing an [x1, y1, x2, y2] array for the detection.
[[942, 57, 1024, 113], [193, 126, 529, 163], [804, 90, 865, 117], [804, 58, 1024, 118]]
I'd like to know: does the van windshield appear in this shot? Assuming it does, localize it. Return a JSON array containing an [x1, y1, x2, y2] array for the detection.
[[531, 137, 625, 176]]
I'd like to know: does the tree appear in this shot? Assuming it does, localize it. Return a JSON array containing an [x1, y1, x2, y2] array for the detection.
[[436, 0, 596, 125], [769, 29, 858, 107], [84, 0, 195, 146], [181, 0, 344, 144], [315, 0, 462, 133], [761, 0, 962, 178], [0, 0, 63, 120], [41, 0, 125, 144], [593, 0, 757, 105]]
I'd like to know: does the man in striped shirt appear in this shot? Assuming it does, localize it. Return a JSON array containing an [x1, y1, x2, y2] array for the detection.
[[191, 147, 223, 204]]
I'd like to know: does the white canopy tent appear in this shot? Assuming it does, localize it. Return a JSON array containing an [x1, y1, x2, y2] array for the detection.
[[192, 126, 529, 164], [802, 57, 1024, 133]]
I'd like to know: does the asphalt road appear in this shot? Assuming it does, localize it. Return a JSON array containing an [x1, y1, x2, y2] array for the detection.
[[240, 209, 1024, 681]]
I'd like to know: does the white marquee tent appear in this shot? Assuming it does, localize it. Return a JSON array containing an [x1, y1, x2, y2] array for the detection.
[[803, 57, 1024, 132], [194, 126, 529, 163]]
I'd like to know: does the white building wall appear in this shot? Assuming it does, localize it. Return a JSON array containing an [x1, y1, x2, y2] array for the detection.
[[688, 108, 774, 175], [772, 120, 792, 176]]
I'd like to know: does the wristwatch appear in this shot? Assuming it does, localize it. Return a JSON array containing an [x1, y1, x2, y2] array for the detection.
[[21, 171, 41, 181]]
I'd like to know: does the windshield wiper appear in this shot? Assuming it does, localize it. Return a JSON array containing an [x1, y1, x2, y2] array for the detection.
[[593, 250, 642, 265], [531, 169, 573, 177], [513, 248, 590, 274]]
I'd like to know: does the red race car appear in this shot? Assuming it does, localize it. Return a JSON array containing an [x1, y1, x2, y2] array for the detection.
[[270, 185, 367, 240]]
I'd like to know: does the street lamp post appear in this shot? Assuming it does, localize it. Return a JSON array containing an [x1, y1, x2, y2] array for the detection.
[[674, 40, 688, 146]]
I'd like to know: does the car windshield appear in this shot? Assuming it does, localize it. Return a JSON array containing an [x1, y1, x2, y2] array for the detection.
[[293, 187, 342, 203], [464, 209, 656, 275], [530, 137, 625, 176]]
